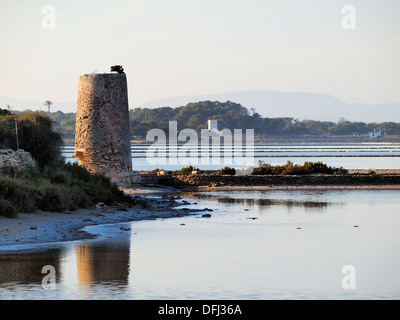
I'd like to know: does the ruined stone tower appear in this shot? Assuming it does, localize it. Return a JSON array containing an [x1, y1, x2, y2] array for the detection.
[[75, 73, 140, 185]]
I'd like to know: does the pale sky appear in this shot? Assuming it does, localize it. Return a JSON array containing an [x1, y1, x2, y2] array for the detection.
[[0, 0, 399, 109]]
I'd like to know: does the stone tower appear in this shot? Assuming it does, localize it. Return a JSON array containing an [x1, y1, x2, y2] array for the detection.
[[75, 73, 140, 186]]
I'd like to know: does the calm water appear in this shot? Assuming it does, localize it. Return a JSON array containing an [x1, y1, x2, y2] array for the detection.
[[1, 190, 400, 300], [62, 142, 400, 170]]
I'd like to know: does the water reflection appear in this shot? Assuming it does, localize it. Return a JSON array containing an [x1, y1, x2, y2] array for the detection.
[[184, 192, 340, 211], [0, 249, 62, 285], [1, 189, 400, 299], [75, 241, 130, 285], [216, 197, 331, 209], [0, 239, 131, 299]]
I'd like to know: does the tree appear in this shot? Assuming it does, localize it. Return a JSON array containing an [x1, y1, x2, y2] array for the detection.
[[0, 111, 64, 167], [44, 100, 53, 114]]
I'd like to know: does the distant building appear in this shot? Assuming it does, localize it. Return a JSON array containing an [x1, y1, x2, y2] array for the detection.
[[208, 120, 219, 134], [369, 129, 382, 139]]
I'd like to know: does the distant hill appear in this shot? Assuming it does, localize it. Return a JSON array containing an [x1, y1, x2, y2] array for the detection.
[[2, 89, 400, 123], [5, 100, 398, 139], [129, 101, 400, 139], [140, 90, 400, 123]]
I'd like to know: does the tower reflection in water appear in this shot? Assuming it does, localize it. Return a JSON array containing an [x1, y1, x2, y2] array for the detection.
[[73, 237, 131, 297]]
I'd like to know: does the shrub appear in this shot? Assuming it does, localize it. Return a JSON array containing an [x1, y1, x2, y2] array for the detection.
[[217, 167, 236, 175], [0, 163, 135, 215], [0, 198, 18, 218], [0, 111, 63, 167], [36, 183, 64, 212], [173, 165, 197, 175], [251, 161, 274, 175], [1, 111, 135, 215], [251, 161, 348, 175]]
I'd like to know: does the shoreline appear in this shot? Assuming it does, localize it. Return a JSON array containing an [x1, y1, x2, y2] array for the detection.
[[0, 186, 195, 251], [187, 184, 400, 192], [1, 183, 400, 252]]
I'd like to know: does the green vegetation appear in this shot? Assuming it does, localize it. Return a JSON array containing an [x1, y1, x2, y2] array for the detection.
[[129, 101, 400, 137], [0, 109, 135, 217], [172, 165, 197, 175], [49, 111, 76, 139], [0, 198, 18, 218], [43, 101, 400, 139], [129, 101, 400, 138], [0, 110, 63, 167], [251, 161, 348, 175], [0, 163, 134, 217]]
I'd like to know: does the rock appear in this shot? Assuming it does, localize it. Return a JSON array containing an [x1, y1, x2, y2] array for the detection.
[[0, 149, 36, 174], [120, 226, 131, 231], [96, 202, 106, 209]]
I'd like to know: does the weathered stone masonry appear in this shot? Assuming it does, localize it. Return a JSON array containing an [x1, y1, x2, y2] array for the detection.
[[75, 73, 140, 185]]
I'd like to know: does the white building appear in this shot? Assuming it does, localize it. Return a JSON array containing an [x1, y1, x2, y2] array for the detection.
[[207, 120, 219, 134], [369, 129, 382, 139]]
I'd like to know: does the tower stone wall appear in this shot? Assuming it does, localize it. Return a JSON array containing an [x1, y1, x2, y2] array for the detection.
[[75, 73, 140, 185]]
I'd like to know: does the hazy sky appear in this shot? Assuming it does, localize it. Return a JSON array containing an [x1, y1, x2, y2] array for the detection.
[[0, 0, 399, 109]]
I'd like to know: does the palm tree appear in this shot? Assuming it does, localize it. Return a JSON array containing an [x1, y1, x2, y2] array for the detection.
[[44, 100, 53, 114]]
